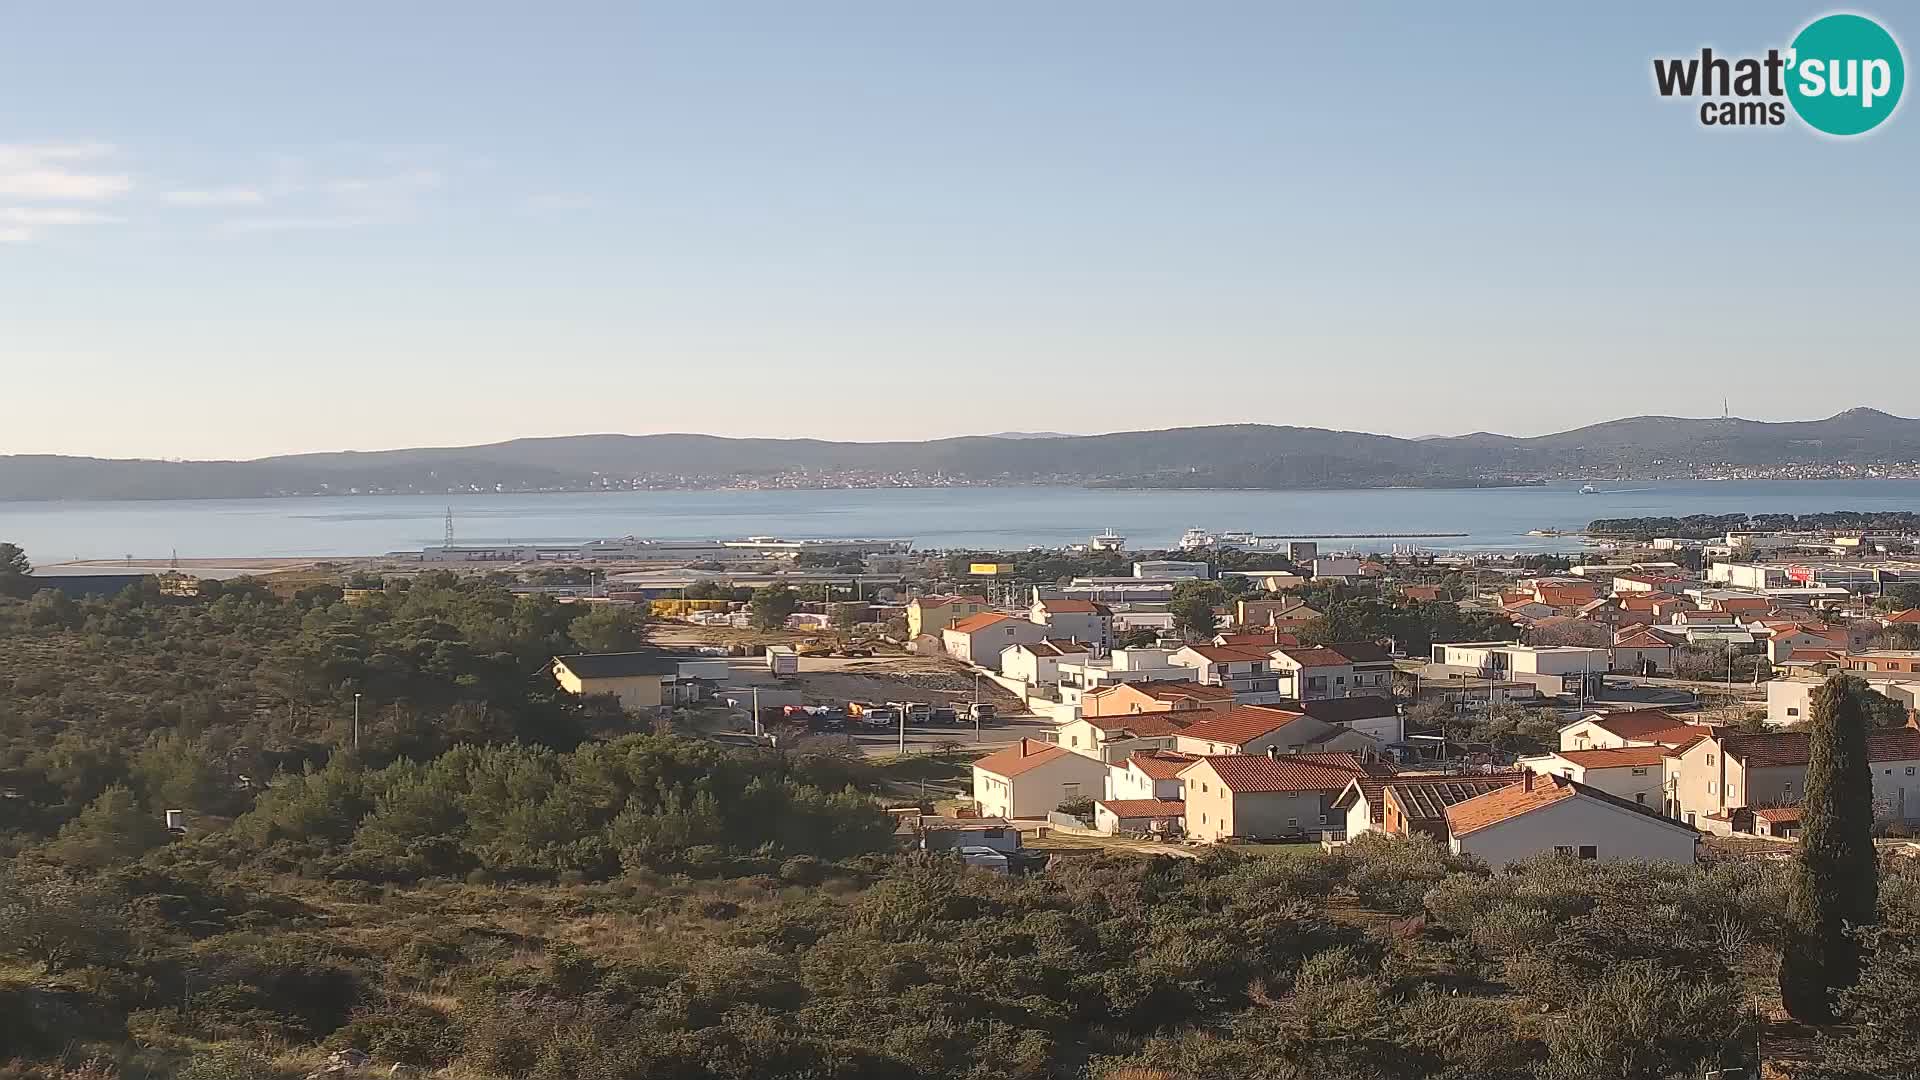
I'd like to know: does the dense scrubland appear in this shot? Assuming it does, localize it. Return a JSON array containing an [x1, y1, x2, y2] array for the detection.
[[1, 559, 1916, 1079]]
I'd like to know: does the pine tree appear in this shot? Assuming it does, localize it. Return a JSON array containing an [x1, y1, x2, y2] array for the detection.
[[1779, 674, 1879, 1023]]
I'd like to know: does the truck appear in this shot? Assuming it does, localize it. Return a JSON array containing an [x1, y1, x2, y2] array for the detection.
[[764, 645, 799, 676], [887, 701, 932, 727], [969, 702, 998, 725]]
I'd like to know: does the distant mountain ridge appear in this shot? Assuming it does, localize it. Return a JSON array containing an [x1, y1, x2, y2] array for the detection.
[[4, 408, 1918, 500]]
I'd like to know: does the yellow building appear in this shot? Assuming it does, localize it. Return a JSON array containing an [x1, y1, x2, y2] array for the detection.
[[551, 652, 681, 711], [906, 593, 990, 640]]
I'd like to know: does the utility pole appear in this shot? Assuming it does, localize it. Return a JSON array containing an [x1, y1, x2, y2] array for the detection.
[[352, 692, 362, 751]]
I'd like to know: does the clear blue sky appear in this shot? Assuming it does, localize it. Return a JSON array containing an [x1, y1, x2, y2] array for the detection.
[[3, 2, 1912, 459]]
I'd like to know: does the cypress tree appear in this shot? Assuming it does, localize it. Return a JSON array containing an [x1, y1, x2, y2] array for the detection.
[[1779, 674, 1879, 1022]]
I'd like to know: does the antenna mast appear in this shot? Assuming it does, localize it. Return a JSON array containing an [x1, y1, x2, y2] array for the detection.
[[444, 507, 455, 546]]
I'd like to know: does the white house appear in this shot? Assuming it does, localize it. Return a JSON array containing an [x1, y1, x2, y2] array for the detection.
[[1092, 798, 1187, 835], [1444, 772, 1698, 868], [1105, 749, 1196, 801], [1169, 644, 1286, 704], [1518, 746, 1670, 812], [971, 738, 1111, 819], [1296, 696, 1404, 744], [1000, 639, 1092, 688], [1055, 647, 1197, 704], [1030, 598, 1114, 650], [944, 612, 1048, 670], [1055, 711, 1196, 762], [1173, 707, 1379, 758], [1557, 710, 1694, 752]]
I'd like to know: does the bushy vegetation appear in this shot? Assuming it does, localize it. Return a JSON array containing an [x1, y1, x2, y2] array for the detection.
[[0, 558, 1910, 1079]]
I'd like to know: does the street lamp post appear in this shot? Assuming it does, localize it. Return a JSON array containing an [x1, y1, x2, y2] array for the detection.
[[352, 692, 362, 751]]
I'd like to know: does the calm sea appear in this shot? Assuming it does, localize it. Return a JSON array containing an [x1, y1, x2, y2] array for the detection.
[[4, 480, 1920, 563]]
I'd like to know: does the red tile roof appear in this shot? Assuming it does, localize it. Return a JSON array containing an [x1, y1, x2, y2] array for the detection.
[[1038, 599, 1111, 615], [1575, 709, 1688, 741], [1553, 746, 1672, 769], [1176, 706, 1308, 746], [1753, 806, 1802, 823], [1137, 680, 1235, 701], [1722, 729, 1920, 769], [1096, 798, 1186, 818], [1613, 628, 1673, 649], [948, 611, 1015, 634], [1079, 712, 1195, 737], [912, 594, 987, 608], [1188, 753, 1379, 794], [1125, 750, 1199, 780], [1216, 632, 1301, 648], [1886, 609, 1920, 625], [1446, 772, 1697, 838], [1183, 644, 1273, 663], [1014, 639, 1091, 657], [1386, 775, 1529, 821], [972, 739, 1076, 779], [1274, 646, 1352, 668]]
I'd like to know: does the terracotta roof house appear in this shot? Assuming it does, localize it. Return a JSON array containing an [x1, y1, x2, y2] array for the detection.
[[1080, 679, 1236, 719], [1174, 706, 1379, 758], [1443, 772, 1699, 867], [1751, 805, 1802, 839], [1557, 709, 1691, 751], [907, 594, 991, 639], [1520, 745, 1672, 812], [1093, 798, 1187, 836], [1000, 638, 1093, 687], [1104, 749, 1200, 803], [1056, 709, 1200, 762], [1611, 626, 1676, 675], [1664, 728, 1920, 827], [943, 612, 1047, 670], [1401, 585, 1445, 603], [1333, 772, 1529, 840], [1031, 597, 1116, 649], [971, 739, 1110, 820], [1180, 752, 1391, 842]]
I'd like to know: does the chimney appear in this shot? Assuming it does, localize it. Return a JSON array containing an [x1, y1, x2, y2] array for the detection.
[[1266, 744, 1281, 759], [1522, 771, 1534, 792]]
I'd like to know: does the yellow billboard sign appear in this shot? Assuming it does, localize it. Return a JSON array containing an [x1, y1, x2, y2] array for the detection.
[[970, 562, 1012, 575]]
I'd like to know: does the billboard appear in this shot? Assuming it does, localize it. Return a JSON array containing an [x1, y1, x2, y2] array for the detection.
[[970, 562, 1012, 576]]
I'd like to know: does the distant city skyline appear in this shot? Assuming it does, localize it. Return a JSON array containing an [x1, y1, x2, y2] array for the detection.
[[4, 2, 1914, 459]]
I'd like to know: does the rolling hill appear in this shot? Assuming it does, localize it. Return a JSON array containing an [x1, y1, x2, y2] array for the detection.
[[4, 409, 1918, 500]]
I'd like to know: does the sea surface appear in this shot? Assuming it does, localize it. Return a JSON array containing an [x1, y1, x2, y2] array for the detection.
[[4, 480, 1920, 563]]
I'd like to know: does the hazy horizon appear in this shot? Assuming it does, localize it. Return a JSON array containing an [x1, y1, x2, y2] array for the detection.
[[7, 405, 1908, 464], [6, 2, 1914, 459]]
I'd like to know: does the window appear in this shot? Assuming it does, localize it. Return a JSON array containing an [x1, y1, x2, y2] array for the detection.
[[1708, 781, 1715, 794], [1787, 707, 1800, 717], [1287, 817, 1298, 828], [1069, 736, 1079, 747], [1319, 813, 1328, 825], [1200, 813, 1207, 824], [1631, 767, 1649, 776], [1686, 812, 1697, 826], [1553, 845, 1574, 856], [1061, 783, 1080, 800], [1706, 754, 1715, 766], [1578, 845, 1598, 860], [1636, 792, 1647, 805], [1908, 767, 1915, 776]]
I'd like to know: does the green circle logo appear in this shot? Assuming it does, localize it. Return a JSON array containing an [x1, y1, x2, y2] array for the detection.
[[1786, 13, 1905, 135]]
